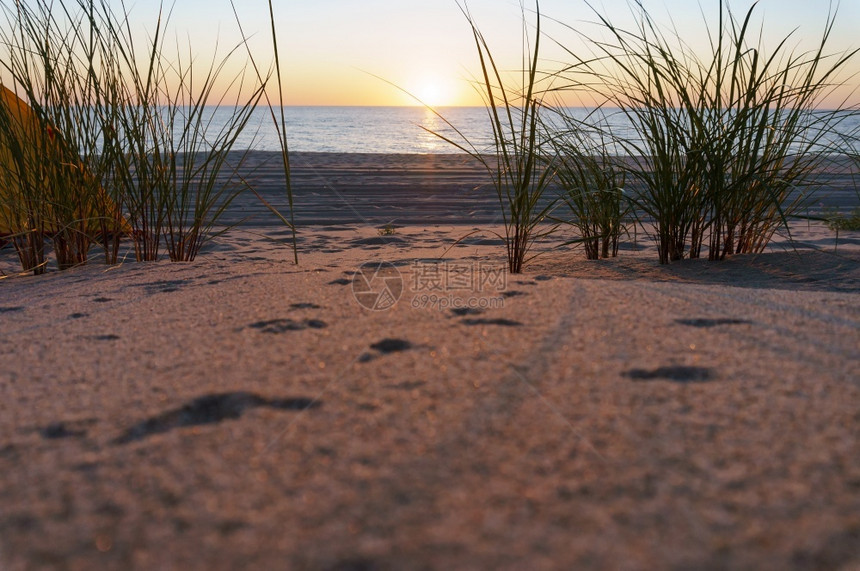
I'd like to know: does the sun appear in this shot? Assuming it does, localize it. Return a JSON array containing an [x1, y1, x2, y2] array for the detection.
[[413, 76, 456, 107]]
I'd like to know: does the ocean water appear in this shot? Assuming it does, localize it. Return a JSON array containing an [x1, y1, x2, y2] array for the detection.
[[215, 105, 633, 154], [211, 105, 859, 155], [230, 106, 494, 154]]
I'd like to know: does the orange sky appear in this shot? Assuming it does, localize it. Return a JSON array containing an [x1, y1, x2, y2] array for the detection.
[[133, 0, 860, 108]]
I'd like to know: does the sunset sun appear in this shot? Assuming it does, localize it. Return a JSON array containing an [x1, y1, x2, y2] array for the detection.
[[413, 76, 456, 107]]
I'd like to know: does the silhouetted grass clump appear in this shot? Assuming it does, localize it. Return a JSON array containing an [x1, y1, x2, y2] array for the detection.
[[426, 1, 856, 267], [427, 1, 557, 274], [0, 0, 121, 272], [555, 0, 858, 263], [0, 0, 283, 274], [548, 110, 629, 259]]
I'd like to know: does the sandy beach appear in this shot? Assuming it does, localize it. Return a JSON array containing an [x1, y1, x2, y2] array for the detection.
[[1, 152, 859, 569]]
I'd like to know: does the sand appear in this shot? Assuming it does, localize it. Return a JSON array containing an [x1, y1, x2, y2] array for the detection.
[[0, 152, 859, 569]]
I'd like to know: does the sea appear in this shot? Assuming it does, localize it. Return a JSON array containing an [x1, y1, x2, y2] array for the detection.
[[229, 106, 494, 154], [216, 105, 859, 155]]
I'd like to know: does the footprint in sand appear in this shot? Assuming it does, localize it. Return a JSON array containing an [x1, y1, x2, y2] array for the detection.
[[113, 392, 319, 445], [625, 366, 714, 383], [359, 338, 413, 362], [461, 318, 522, 327], [501, 290, 526, 298], [92, 334, 121, 341], [39, 421, 89, 440], [450, 307, 484, 317], [248, 319, 327, 333], [675, 318, 751, 328], [371, 338, 412, 353]]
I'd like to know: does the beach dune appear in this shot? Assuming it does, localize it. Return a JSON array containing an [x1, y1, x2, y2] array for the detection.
[[0, 152, 858, 569]]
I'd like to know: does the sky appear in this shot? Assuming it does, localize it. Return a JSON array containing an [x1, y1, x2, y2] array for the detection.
[[129, 0, 860, 107]]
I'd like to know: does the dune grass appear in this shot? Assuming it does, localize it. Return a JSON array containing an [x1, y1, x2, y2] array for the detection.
[[422, 1, 557, 274], [553, 0, 858, 263], [0, 0, 110, 272], [466, 0, 556, 274], [825, 209, 860, 232], [547, 109, 629, 259], [0, 0, 275, 272], [104, 1, 263, 262], [230, 0, 298, 265], [427, 0, 856, 267]]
